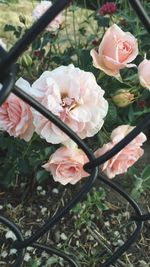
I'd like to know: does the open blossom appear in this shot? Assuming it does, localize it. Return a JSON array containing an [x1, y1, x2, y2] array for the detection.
[[16, 65, 108, 144], [94, 125, 146, 178], [0, 94, 34, 141], [90, 24, 138, 77], [138, 59, 150, 90], [32, 1, 63, 31], [42, 146, 89, 185], [99, 2, 117, 16]]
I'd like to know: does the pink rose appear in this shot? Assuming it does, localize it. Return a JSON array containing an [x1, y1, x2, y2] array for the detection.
[[32, 1, 63, 31], [42, 146, 89, 185], [110, 124, 146, 145], [90, 24, 138, 77], [138, 59, 150, 90], [0, 94, 34, 141], [17, 65, 108, 145], [94, 125, 146, 178]]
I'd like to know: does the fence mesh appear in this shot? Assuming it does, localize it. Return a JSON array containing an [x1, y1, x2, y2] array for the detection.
[[0, 0, 150, 266]]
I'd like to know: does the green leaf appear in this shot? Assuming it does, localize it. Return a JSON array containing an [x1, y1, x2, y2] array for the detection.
[[18, 158, 32, 175], [79, 49, 92, 71], [128, 104, 135, 123], [97, 16, 110, 27], [36, 169, 49, 184], [128, 166, 138, 177], [4, 24, 16, 32], [46, 256, 59, 265], [105, 102, 117, 126], [131, 187, 143, 199], [32, 38, 41, 50], [28, 259, 38, 267], [141, 165, 150, 180], [131, 177, 143, 199], [44, 146, 55, 157]]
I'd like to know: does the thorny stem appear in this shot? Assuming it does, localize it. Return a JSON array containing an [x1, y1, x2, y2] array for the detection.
[[72, 3, 80, 66], [65, 8, 74, 47]]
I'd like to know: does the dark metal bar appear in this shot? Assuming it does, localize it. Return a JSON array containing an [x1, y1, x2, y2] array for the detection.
[[13, 85, 95, 162], [128, 0, 150, 33], [84, 113, 150, 171], [0, 215, 24, 267], [33, 243, 79, 267], [99, 175, 143, 267], [0, 0, 72, 79], [13, 168, 97, 249], [0, 0, 150, 266], [131, 213, 150, 221]]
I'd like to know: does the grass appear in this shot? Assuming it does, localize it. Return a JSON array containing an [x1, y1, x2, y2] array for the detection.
[[0, 0, 36, 46], [0, 0, 95, 49]]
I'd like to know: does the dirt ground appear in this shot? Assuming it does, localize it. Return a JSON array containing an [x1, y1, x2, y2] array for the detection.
[[0, 142, 150, 267]]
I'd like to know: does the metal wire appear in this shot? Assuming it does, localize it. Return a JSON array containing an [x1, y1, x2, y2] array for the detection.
[[128, 0, 150, 34], [0, 215, 24, 267], [98, 174, 143, 267], [84, 112, 150, 172], [0, 47, 16, 105], [32, 243, 79, 267], [0, 0, 72, 79], [0, 0, 150, 266]]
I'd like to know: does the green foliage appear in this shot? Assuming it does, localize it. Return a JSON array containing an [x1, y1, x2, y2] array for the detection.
[[26, 256, 60, 267], [0, 0, 19, 4], [128, 165, 150, 198], [4, 24, 23, 38], [96, 16, 110, 27], [71, 187, 108, 229], [0, 0, 150, 196], [27, 259, 38, 267], [0, 132, 55, 188]]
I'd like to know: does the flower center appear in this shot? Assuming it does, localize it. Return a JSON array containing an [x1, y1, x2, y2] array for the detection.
[[118, 41, 132, 63], [61, 92, 78, 111]]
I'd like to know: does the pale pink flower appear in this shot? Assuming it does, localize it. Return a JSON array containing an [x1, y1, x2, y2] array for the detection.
[[17, 65, 108, 144], [94, 125, 146, 178], [32, 1, 63, 31], [90, 24, 138, 77], [42, 146, 89, 185], [110, 125, 146, 145], [0, 94, 34, 141], [138, 59, 150, 90]]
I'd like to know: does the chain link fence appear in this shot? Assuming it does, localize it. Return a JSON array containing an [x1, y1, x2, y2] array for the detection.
[[0, 0, 150, 266]]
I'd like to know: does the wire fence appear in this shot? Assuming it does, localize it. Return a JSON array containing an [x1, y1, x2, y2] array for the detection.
[[0, 0, 150, 266]]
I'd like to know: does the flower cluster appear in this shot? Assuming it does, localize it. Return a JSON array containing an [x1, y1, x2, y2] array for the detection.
[[0, 10, 148, 186], [99, 2, 117, 16]]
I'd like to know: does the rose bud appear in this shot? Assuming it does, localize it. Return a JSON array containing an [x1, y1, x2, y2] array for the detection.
[[112, 89, 135, 107], [90, 24, 138, 77]]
